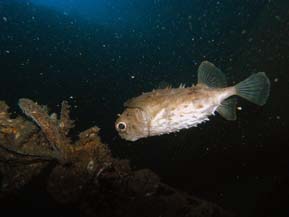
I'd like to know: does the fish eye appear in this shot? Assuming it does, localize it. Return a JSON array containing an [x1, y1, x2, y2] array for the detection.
[[117, 122, 126, 131]]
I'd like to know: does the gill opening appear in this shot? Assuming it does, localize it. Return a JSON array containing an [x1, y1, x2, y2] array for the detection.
[[127, 106, 151, 137]]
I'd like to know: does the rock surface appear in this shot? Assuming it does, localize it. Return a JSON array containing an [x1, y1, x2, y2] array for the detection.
[[0, 99, 234, 217]]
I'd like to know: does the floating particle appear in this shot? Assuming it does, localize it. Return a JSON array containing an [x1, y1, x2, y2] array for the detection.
[[5, 50, 10, 54], [131, 75, 135, 79], [241, 29, 247, 34], [3, 17, 7, 22], [69, 96, 74, 99], [275, 15, 281, 21], [276, 115, 280, 120], [274, 78, 278, 82], [237, 106, 242, 111]]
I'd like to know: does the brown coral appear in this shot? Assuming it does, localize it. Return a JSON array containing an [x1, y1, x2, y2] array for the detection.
[[0, 98, 111, 194]]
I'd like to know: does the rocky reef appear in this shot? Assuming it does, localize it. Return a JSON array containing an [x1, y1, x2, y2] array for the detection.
[[0, 98, 233, 217]]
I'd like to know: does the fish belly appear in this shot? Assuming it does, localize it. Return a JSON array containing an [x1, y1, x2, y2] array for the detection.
[[149, 102, 218, 136]]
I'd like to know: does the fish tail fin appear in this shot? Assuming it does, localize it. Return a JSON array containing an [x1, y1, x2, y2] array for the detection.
[[234, 72, 270, 106]]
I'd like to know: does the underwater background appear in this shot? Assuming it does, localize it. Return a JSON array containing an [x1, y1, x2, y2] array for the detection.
[[0, 0, 288, 216]]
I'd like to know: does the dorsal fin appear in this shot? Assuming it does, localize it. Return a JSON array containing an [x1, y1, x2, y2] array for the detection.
[[197, 61, 227, 88]]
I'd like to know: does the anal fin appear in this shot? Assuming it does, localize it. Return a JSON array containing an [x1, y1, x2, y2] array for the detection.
[[216, 97, 237, 120]]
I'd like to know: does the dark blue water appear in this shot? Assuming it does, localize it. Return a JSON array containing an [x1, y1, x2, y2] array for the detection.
[[0, 0, 289, 216]]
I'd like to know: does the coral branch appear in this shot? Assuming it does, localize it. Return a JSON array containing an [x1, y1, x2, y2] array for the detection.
[[59, 100, 74, 136], [0, 101, 59, 160], [0, 101, 10, 119], [18, 98, 70, 161]]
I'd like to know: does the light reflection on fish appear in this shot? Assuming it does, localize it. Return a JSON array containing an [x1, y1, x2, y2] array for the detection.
[[115, 61, 270, 141]]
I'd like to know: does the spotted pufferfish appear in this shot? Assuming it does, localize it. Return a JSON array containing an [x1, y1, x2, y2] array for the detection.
[[115, 61, 270, 141]]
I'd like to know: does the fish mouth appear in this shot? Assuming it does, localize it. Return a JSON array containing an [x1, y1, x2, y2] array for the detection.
[[118, 133, 138, 142]]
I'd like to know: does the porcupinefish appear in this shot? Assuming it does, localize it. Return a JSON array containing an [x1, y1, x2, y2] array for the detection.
[[115, 61, 270, 141]]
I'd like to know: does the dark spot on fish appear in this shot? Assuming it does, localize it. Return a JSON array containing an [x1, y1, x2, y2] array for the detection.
[[187, 90, 195, 95], [196, 104, 204, 109]]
